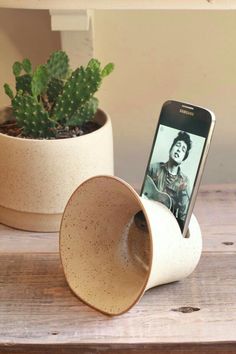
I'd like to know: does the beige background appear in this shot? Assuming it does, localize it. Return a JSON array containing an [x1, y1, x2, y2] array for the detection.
[[0, 9, 235, 187]]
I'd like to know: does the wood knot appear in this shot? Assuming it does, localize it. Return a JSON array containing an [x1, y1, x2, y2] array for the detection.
[[171, 306, 200, 314], [222, 242, 234, 246], [50, 331, 59, 336]]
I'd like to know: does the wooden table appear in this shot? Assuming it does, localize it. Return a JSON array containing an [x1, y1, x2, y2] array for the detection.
[[0, 184, 235, 353]]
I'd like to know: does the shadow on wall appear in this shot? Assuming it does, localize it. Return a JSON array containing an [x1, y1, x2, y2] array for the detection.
[[0, 8, 60, 104]]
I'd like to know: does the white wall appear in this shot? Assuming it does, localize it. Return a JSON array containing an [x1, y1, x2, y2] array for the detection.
[[94, 10, 236, 188], [0, 9, 60, 106], [1, 9, 236, 187]]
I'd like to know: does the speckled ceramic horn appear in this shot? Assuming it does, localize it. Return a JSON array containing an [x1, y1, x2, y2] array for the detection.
[[59, 175, 202, 316]]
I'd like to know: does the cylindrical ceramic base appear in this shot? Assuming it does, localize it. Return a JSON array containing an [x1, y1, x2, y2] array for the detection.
[[60, 175, 202, 316], [0, 205, 61, 232], [0, 109, 113, 232]]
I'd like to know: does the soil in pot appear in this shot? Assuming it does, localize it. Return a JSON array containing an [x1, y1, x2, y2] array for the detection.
[[0, 107, 100, 140]]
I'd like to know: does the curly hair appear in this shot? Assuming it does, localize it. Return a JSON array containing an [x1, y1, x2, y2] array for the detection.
[[170, 131, 192, 161]]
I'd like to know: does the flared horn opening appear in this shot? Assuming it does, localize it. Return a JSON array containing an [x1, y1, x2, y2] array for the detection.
[[60, 175, 152, 316]]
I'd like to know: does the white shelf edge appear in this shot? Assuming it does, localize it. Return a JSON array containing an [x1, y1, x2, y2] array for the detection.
[[1, 0, 236, 10]]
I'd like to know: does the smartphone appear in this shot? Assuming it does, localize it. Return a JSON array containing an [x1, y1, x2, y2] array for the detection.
[[140, 100, 215, 237]]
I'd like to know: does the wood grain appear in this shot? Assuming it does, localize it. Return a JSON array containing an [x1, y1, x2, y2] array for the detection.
[[0, 253, 235, 346], [0, 184, 235, 353], [194, 186, 236, 226], [1, 343, 236, 354], [1, 225, 235, 253], [0, 185, 235, 254], [1, 225, 234, 253], [0, 224, 58, 253]]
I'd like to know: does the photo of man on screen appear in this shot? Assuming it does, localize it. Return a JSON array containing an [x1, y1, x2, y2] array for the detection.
[[142, 131, 192, 229]]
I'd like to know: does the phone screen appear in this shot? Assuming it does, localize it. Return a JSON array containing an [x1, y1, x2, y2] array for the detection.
[[140, 100, 213, 234]]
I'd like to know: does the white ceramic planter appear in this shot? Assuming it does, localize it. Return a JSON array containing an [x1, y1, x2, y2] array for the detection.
[[60, 175, 202, 316], [0, 109, 113, 232]]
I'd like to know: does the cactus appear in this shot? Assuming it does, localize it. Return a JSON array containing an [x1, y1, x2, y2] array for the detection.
[[52, 61, 102, 124], [13, 59, 33, 95], [101, 62, 115, 78], [4, 84, 14, 100], [47, 77, 64, 103], [13, 61, 23, 77], [3, 51, 114, 139], [66, 97, 99, 127], [12, 94, 55, 138], [22, 58, 32, 75], [16, 74, 32, 95], [46, 51, 69, 80], [12, 93, 56, 138], [31, 65, 50, 98]]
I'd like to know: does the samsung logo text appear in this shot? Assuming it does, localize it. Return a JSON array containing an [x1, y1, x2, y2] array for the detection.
[[179, 109, 194, 116]]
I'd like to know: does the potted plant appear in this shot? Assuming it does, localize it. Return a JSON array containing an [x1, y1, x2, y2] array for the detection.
[[0, 51, 114, 232]]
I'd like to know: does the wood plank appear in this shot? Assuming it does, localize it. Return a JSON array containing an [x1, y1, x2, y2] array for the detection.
[[195, 185, 236, 251], [0, 252, 235, 349], [199, 224, 236, 253], [0, 224, 58, 253], [0, 222, 235, 253], [1, 185, 236, 254], [194, 185, 236, 227], [193, 184, 236, 252], [0, 342, 236, 354]]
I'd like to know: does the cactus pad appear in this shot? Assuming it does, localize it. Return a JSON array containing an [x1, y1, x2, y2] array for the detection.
[[22, 58, 32, 74], [12, 94, 56, 138], [4, 84, 14, 100], [47, 77, 64, 103], [31, 65, 50, 98], [16, 74, 32, 95], [66, 97, 99, 127], [46, 51, 69, 80], [13, 62, 22, 77], [53, 64, 102, 123]]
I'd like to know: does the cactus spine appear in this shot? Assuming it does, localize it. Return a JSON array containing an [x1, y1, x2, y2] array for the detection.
[[3, 51, 114, 139], [12, 94, 56, 138]]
